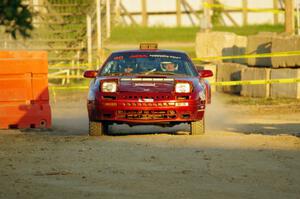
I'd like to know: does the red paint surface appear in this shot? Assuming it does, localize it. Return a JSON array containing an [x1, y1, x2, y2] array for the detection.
[[0, 51, 51, 129]]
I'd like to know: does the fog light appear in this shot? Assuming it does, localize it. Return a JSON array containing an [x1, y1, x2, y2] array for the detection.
[[175, 102, 189, 107]]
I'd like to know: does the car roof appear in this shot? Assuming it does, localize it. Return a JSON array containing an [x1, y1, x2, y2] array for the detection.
[[111, 49, 188, 55]]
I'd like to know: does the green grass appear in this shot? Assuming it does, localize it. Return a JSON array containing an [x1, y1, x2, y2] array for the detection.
[[109, 26, 198, 43], [213, 24, 285, 36], [109, 24, 285, 44], [165, 46, 196, 58], [108, 24, 284, 57]]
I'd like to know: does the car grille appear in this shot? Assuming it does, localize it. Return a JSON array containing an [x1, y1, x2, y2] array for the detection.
[[117, 110, 177, 120], [120, 102, 175, 107], [119, 95, 173, 100]]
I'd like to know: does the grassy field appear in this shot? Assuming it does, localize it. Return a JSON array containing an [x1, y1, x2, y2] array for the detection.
[[107, 24, 284, 57], [109, 24, 284, 44]]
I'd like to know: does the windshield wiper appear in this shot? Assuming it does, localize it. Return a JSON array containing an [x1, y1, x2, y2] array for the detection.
[[103, 72, 133, 76], [138, 70, 177, 76], [138, 68, 157, 75]]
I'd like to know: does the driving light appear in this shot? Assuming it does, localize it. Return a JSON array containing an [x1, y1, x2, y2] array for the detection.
[[175, 83, 191, 93], [102, 82, 117, 92], [175, 102, 189, 107]]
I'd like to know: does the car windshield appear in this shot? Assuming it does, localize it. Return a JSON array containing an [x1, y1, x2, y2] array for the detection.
[[100, 52, 197, 77]]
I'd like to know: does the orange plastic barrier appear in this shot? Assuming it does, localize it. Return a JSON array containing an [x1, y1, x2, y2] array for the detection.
[[0, 51, 51, 129]]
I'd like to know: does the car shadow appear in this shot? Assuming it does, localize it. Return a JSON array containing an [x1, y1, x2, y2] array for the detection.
[[225, 122, 300, 137], [107, 123, 190, 136]]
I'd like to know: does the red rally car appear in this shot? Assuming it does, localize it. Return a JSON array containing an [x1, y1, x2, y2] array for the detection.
[[83, 43, 213, 136]]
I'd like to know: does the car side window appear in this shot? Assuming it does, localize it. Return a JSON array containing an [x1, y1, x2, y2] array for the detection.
[[183, 62, 194, 75], [102, 61, 113, 74], [102, 61, 121, 74]]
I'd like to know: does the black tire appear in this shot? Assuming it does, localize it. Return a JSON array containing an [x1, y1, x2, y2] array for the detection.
[[88, 121, 108, 136], [190, 118, 205, 135]]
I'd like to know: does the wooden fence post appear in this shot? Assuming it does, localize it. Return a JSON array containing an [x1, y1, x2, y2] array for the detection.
[[115, 0, 121, 24], [76, 50, 81, 76], [176, 0, 181, 27], [203, 0, 212, 31], [96, 0, 102, 64], [86, 14, 92, 69], [182, 0, 201, 25], [120, 2, 138, 25], [242, 0, 248, 26], [106, 0, 111, 38], [141, 0, 148, 26], [297, 0, 300, 35], [273, 0, 279, 24], [285, 0, 295, 34]]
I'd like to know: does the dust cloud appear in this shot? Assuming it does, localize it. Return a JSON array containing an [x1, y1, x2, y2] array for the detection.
[[206, 93, 236, 132]]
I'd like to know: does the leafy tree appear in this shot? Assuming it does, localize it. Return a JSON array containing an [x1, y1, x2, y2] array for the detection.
[[0, 0, 33, 38]]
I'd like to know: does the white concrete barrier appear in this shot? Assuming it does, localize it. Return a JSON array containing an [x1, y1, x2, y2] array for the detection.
[[246, 32, 277, 67], [216, 63, 247, 94], [271, 35, 300, 68], [241, 67, 271, 98], [271, 68, 300, 99], [195, 31, 247, 64]]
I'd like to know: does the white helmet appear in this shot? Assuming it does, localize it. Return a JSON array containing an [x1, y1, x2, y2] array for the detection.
[[160, 61, 178, 72]]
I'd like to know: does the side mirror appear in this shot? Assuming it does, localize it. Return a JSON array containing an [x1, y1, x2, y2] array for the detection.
[[83, 70, 98, 78], [198, 69, 213, 78]]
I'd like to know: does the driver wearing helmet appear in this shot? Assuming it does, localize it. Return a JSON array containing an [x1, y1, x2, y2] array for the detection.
[[122, 62, 136, 73], [160, 61, 178, 72], [124, 65, 134, 73]]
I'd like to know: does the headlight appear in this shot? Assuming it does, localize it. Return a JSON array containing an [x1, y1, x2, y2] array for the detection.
[[102, 82, 117, 92], [175, 83, 191, 93]]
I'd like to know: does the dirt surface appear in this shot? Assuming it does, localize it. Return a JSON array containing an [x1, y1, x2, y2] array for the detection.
[[0, 92, 300, 199]]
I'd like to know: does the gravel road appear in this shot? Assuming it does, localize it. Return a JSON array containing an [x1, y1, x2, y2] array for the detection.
[[0, 92, 299, 199]]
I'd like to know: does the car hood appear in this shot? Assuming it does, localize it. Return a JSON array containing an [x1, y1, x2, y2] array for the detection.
[[95, 75, 200, 93]]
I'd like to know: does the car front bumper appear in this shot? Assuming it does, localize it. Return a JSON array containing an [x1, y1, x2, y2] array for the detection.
[[88, 99, 205, 124]]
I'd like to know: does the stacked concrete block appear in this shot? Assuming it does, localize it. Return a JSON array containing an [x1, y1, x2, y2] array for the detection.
[[195, 31, 247, 64], [216, 63, 247, 94], [195, 31, 300, 98], [232, 35, 248, 64], [195, 31, 236, 62], [246, 32, 277, 67], [271, 35, 300, 68], [241, 67, 271, 98], [270, 69, 300, 99]]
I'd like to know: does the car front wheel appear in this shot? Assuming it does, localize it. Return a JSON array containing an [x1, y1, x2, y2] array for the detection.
[[88, 121, 108, 136], [190, 118, 205, 135]]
